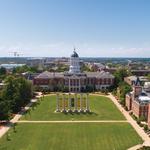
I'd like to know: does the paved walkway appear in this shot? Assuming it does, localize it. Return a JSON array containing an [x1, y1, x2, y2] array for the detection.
[[91, 93, 150, 149], [128, 144, 143, 150], [18, 120, 128, 123], [0, 92, 43, 138], [107, 93, 150, 149], [1, 92, 150, 150]]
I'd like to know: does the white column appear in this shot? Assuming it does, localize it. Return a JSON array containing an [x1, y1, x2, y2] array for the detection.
[[74, 79, 76, 92], [80, 93, 83, 112], [85, 93, 90, 112], [74, 93, 78, 112], [69, 78, 71, 92], [55, 93, 60, 112], [68, 93, 72, 112], [62, 94, 66, 112], [75, 78, 78, 93], [79, 79, 81, 92]]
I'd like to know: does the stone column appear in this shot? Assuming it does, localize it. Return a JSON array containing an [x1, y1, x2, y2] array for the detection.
[[85, 93, 90, 112], [74, 93, 78, 112], [55, 93, 60, 112], [75, 78, 78, 93], [68, 93, 72, 112], [69, 78, 71, 92], [74, 79, 76, 92], [62, 94, 66, 112], [79, 79, 81, 92], [79, 93, 83, 112]]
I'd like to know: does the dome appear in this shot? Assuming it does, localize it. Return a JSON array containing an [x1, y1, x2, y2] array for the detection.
[[71, 50, 79, 57], [135, 77, 141, 86]]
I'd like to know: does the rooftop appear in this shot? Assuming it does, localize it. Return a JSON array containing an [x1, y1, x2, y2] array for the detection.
[[35, 71, 114, 79], [71, 50, 79, 58]]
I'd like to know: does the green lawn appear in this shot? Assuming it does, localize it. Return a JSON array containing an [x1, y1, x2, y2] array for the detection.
[[0, 123, 142, 150], [0, 94, 142, 150], [21, 95, 125, 121]]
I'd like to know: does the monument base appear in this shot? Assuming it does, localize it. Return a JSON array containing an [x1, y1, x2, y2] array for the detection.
[[67, 109, 72, 113], [55, 109, 60, 113], [73, 109, 78, 113], [61, 109, 67, 113], [55, 93, 90, 114], [85, 109, 90, 113], [79, 109, 84, 113]]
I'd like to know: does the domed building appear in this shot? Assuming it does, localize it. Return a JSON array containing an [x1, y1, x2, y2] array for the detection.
[[33, 50, 114, 92], [69, 50, 80, 74]]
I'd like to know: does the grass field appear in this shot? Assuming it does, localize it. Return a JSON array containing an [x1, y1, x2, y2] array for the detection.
[[0, 123, 142, 150], [0, 94, 143, 150], [21, 95, 125, 121]]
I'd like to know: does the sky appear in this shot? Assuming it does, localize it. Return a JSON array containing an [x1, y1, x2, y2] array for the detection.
[[0, 0, 150, 57]]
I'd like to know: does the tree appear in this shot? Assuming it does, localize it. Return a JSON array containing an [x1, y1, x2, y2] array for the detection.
[[147, 74, 150, 81], [85, 85, 95, 92], [11, 77, 33, 112], [144, 125, 148, 132], [0, 67, 6, 75], [0, 98, 11, 120], [12, 65, 38, 74], [0, 67, 7, 80], [2, 76, 17, 103], [118, 81, 132, 106], [0, 75, 33, 120], [2, 75, 33, 114], [113, 68, 129, 88], [112, 68, 131, 100], [80, 64, 91, 72]]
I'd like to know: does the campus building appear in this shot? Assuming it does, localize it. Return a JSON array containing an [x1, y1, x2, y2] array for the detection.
[[33, 50, 114, 92], [125, 77, 150, 121], [148, 104, 150, 128]]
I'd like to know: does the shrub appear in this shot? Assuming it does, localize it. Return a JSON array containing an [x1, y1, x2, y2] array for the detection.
[[139, 116, 147, 122], [139, 123, 144, 127], [136, 119, 141, 125], [125, 106, 128, 111], [144, 125, 148, 132]]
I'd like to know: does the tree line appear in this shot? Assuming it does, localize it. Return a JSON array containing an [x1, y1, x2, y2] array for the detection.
[[112, 68, 132, 106], [0, 75, 33, 120]]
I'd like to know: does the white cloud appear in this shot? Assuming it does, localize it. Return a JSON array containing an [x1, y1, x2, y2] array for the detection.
[[0, 42, 149, 57]]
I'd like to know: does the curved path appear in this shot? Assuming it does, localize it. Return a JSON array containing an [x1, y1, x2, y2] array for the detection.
[[1, 92, 150, 150], [106, 93, 150, 149], [0, 92, 43, 138]]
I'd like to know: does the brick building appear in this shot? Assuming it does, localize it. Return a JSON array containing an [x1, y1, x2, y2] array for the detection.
[[33, 50, 114, 92], [126, 77, 150, 120], [148, 104, 150, 128]]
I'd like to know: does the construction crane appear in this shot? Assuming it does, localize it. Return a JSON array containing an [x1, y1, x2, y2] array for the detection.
[[9, 51, 23, 57]]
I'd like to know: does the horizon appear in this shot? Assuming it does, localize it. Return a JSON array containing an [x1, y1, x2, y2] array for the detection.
[[0, 0, 150, 57], [0, 56, 150, 59]]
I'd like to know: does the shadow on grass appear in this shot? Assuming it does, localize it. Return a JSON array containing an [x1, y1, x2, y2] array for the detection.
[[62, 111, 98, 116]]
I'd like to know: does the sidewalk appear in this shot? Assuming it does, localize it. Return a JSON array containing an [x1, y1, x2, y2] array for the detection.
[[0, 92, 43, 138], [1, 92, 150, 149], [107, 93, 150, 148], [18, 120, 128, 123]]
